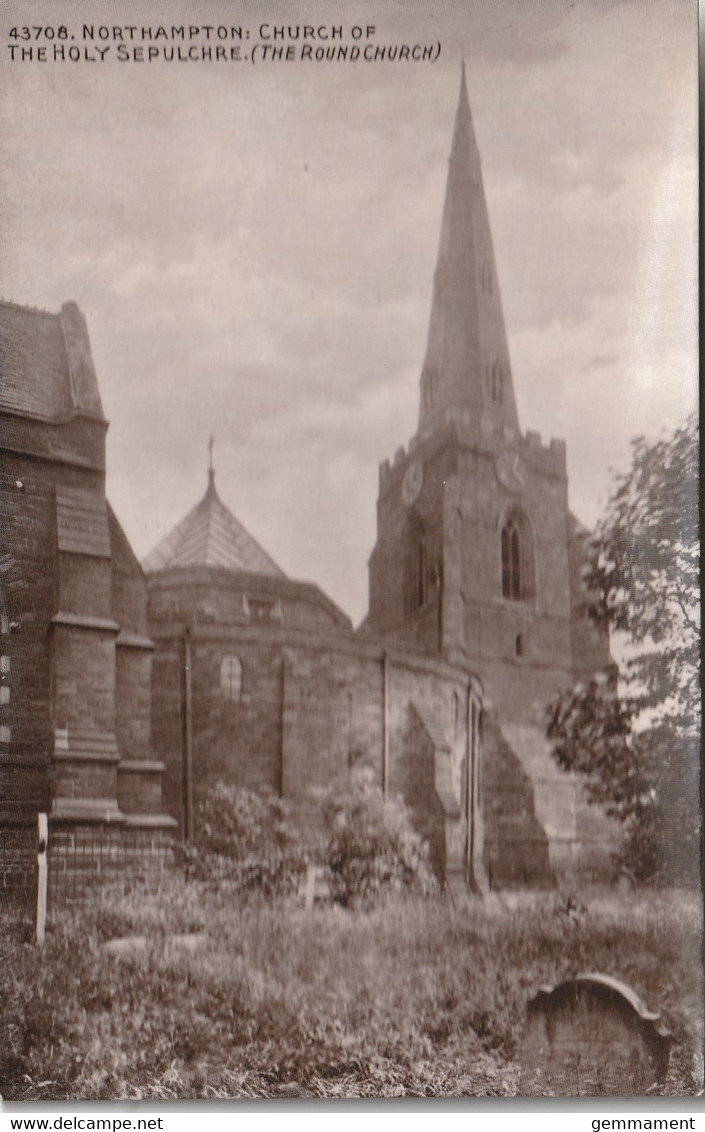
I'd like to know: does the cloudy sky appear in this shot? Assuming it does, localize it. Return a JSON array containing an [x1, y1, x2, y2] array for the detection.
[[1, 0, 698, 624]]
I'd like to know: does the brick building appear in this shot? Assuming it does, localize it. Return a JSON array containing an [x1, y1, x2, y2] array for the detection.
[[0, 299, 174, 900]]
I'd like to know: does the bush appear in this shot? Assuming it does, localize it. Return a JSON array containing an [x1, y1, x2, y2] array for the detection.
[[321, 783, 438, 909], [187, 784, 306, 897], [183, 780, 437, 909]]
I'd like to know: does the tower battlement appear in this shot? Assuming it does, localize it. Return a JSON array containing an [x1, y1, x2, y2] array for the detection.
[[378, 418, 566, 489]]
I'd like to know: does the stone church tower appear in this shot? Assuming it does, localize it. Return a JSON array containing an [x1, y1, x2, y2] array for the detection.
[[366, 68, 617, 885]]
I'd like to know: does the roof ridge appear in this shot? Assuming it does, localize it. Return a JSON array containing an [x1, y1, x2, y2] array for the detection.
[[0, 298, 60, 318]]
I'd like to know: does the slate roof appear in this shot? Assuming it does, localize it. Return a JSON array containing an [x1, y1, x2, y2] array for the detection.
[[0, 302, 72, 419], [0, 299, 104, 421], [142, 471, 285, 578]]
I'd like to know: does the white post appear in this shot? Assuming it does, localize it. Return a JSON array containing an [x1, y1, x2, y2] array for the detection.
[[36, 812, 48, 946]]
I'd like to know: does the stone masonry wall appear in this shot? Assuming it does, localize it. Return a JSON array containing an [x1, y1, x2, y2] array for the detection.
[[148, 574, 478, 885]]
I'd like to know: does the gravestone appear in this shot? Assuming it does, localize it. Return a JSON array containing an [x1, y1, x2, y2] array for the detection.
[[520, 972, 672, 1095]]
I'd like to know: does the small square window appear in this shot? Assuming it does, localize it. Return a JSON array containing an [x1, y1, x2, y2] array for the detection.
[[244, 595, 282, 622], [0, 686, 9, 705], [0, 725, 11, 743], [0, 656, 9, 675]]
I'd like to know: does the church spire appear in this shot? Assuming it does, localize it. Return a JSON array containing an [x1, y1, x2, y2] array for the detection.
[[418, 65, 520, 436]]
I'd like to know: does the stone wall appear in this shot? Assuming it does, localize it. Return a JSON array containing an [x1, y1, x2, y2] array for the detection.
[[367, 420, 580, 726], [148, 572, 482, 887]]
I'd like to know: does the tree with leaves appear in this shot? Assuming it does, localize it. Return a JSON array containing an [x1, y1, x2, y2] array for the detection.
[[547, 413, 700, 882]]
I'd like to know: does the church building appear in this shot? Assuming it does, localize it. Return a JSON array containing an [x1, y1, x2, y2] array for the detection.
[[365, 67, 618, 884], [0, 69, 620, 900], [0, 300, 175, 902], [143, 458, 485, 891], [142, 69, 619, 889]]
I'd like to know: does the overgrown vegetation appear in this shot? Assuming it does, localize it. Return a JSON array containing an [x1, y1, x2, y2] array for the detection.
[[188, 781, 437, 909], [186, 784, 306, 897], [1, 880, 701, 1100], [547, 414, 700, 883], [321, 783, 438, 908]]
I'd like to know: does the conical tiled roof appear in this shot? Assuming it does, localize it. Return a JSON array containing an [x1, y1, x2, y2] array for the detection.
[[141, 470, 285, 577], [418, 66, 519, 436]]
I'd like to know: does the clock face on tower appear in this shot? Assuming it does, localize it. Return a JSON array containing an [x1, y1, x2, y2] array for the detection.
[[401, 460, 424, 507], [495, 451, 528, 493]]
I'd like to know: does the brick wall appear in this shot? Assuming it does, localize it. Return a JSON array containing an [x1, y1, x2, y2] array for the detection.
[[0, 452, 60, 783], [0, 820, 36, 903], [115, 647, 152, 760], [51, 626, 116, 734], [57, 554, 112, 619], [0, 416, 109, 806], [1, 303, 174, 902]]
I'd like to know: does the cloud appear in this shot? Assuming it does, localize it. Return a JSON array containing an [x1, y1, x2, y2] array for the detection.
[[0, 0, 697, 624]]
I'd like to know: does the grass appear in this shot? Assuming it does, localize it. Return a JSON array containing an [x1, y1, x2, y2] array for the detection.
[[1, 880, 702, 1100]]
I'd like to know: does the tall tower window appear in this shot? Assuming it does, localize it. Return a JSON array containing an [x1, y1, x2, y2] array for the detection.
[[403, 511, 430, 613], [500, 510, 535, 602]]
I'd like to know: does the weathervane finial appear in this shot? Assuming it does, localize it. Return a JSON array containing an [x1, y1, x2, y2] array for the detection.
[[207, 435, 215, 487]]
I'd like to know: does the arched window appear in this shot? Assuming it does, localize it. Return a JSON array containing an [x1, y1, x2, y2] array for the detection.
[[403, 511, 430, 613], [220, 654, 242, 701], [500, 510, 535, 602]]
